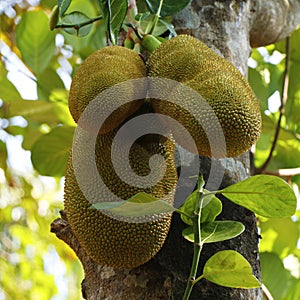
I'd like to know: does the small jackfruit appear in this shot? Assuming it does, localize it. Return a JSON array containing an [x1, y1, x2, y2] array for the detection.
[[64, 129, 177, 268], [69, 46, 146, 134], [147, 34, 261, 158]]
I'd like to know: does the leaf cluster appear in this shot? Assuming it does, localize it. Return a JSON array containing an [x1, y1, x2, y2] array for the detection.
[[93, 175, 296, 297], [249, 28, 300, 299]]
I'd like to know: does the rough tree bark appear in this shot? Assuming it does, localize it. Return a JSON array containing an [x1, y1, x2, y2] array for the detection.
[[51, 1, 300, 299]]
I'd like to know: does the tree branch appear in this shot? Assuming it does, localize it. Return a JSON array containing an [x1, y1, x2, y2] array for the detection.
[[262, 167, 300, 178], [50, 210, 87, 262], [256, 36, 290, 174]]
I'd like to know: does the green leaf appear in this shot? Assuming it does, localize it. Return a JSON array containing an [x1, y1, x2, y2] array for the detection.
[[253, 115, 274, 168], [6, 124, 42, 152], [140, 15, 173, 36], [127, 192, 159, 203], [145, 0, 191, 17], [135, 11, 151, 21], [59, 0, 103, 53], [248, 67, 269, 112], [0, 63, 22, 102], [31, 126, 74, 176], [203, 250, 260, 288], [286, 62, 300, 131], [136, 0, 149, 13], [158, 18, 176, 36], [181, 226, 194, 242], [259, 218, 298, 258], [59, 0, 72, 16], [37, 67, 65, 100], [92, 201, 123, 210], [91, 192, 162, 210], [7, 99, 59, 124], [200, 194, 222, 223], [92, 192, 175, 217], [49, 89, 76, 126], [276, 27, 300, 62], [61, 12, 93, 37], [273, 128, 300, 168], [22, 124, 44, 150], [285, 277, 300, 300], [182, 221, 245, 243], [16, 11, 56, 75], [254, 115, 300, 170], [220, 175, 297, 218], [67, 0, 98, 17], [0, 140, 8, 171], [260, 252, 291, 299], [0, 78, 22, 102], [49, 5, 59, 30], [97, 0, 128, 45], [62, 23, 106, 57], [179, 190, 222, 225]]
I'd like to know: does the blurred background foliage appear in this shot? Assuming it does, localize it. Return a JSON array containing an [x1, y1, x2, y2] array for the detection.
[[0, 0, 299, 299], [248, 27, 300, 299]]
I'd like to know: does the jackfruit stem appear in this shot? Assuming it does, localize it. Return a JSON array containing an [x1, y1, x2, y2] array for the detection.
[[141, 34, 161, 53], [133, 42, 142, 54], [124, 37, 134, 49], [124, 22, 143, 41]]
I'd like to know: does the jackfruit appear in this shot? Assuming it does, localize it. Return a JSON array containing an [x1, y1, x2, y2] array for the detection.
[[64, 128, 177, 268], [68, 46, 146, 134], [146, 34, 261, 158]]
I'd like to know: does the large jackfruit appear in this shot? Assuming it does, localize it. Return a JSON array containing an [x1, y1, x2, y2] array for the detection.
[[69, 46, 146, 134], [147, 34, 261, 158], [64, 129, 177, 268]]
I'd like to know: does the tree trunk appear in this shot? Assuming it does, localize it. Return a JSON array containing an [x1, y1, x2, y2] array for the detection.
[[51, 1, 300, 299]]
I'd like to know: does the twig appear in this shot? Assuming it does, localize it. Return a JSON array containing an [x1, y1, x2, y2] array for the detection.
[[262, 167, 300, 177], [262, 167, 300, 180], [256, 36, 290, 174], [55, 16, 102, 30], [124, 22, 143, 41]]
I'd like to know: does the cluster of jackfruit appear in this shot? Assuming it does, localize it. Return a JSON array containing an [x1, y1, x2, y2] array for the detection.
[[66, 46, 177, 268], [64, 35, 261, 269]]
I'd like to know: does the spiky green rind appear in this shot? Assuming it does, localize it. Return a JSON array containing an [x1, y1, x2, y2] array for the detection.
[[69, 46, 146, 134], [64, 130, 177, 268]]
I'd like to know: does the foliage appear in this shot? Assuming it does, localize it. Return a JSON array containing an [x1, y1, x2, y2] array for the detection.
[[248, 28, 300, 300], [95, 175, 294, 297], [0, 0, 299, 299]]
